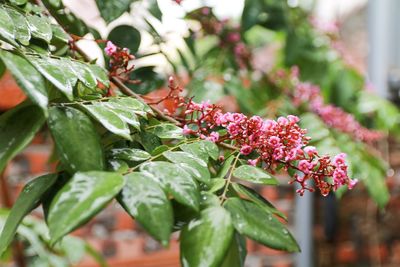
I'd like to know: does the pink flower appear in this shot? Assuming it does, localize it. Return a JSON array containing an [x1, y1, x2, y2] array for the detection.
[[277, 116, 289, 126], [207, 132, 219, 143], [105, 41, 117, 56], [333, 153, 346, 166], [348, 179, 358, 189], [182, 125, 192, 135], [304, 146, 317, 157], [248, 159, 258, 166], [240, 145, 252, 155]]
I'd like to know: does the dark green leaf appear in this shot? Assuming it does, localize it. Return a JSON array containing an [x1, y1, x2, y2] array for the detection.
[[119, 172, 173, 245], [163, 151, 210, 184], [232, 183, 286, 220], [95, 0, 132, 23], [5, 8, 31, 45], [180, 206, 234, 267], [147, 123, 183, 139], [233, 165, 278, 185], [27, 15, 52, 43], [27, 56, 73, 100], [218, 155, 235, 178], [0, 174, 57, 256], [0, 50, 48, 111], [0, 7, 16, 45], [180, 140, 219, 162], [80, 103, 132, 140], [101, 102, 140, 130], [48, 171, 124, 244], [220, 233, 247, 267], [224, 198, 299, 252], [148, 0, 162, 20], [108, 25, 141, 53], [108, 148, 150, 162], [140, 162, 200, 210], [48, 106, 104, 173], [139, 131, 162, 153], [0, 104, 45, 173]]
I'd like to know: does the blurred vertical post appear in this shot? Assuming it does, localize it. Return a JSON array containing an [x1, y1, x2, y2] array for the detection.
[[294, 188, 313, 267], [367, 0, 391, 97]]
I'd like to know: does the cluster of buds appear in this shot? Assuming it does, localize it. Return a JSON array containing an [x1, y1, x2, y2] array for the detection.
[[104, 41, 135, 81], [187, 7, 251, 69], [271, 67, 383, 143], [179, 95, 357, 196]]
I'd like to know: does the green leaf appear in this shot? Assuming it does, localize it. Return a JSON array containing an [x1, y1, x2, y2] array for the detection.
[[101, 102, 140, 130], [180, 206, 234, 267], [180, 140, 219, 162], [95, 0, 132, 23], [224, 198, 299, 252], [48, 171, 125, 244], [27, 15, 52, 43], [5, 8, 31, 45], [0, 7, 16, 45], [108, 148, 150, 162], [70, 61, 97, 89], [9, 0, 28, 5], [140, 162, 200, 210], [208, 178, 226, 193], [48, 106, 104, 173], [109, 97, 151, 117], [108, 25, 141, 53], [27, 56, 73, 100], [139, 131, 162, 153], [0, 50, 48, 111], [148, 123, 183, 139], [233, 165, 278, 185], [231, 183, 286, 220], [119, 172, 173, 245], [80, 103, 132, 140], [51, 24, 69, 43], [220, 233, 247, 267], [163, 151, 210, 184], [88, 64, 110, 87], [148, 0, 162, 20], [0, 174, 57, 256], [218, 155, 235, 178], [0, 104, 45, 173]]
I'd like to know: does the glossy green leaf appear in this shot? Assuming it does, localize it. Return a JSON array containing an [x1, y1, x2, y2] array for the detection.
[[163, 151, 210, 184], [108, 25, 141, 53], [48, 171, 125, 244], [95, 0, 132, 23], [180, 206, 234, 267], [88, 64, 110, 87], [109, 97, 151, 117], [101, 102, 140, 130], [108, 148, 150, 162], [119, 173, 173, 245], [218, 155, 235, 178], [148, 0, 162, 20], [233, 165, 278, 185], [140, 162, 200, 211], [5, 8, 31, 45], [0, 104, 45, 173], [27, 56, 73, 100], [48, 106, 104, 173], [139, 131, 162, 153], [220, 233, 247, 267], [0, 174, 57, 256], [70, 61, 97, 89], [107, 159, 129, 173], [80, 103, 132, 140], [27, 15, 52, 43], [0, 7, 16, 45], [232, 183, 286, 220], [180, 140, 219, 162], [51, 24, 69, 43], [0, 51, 48, 111], [224, 198, 300, 252], [208, 178, 226, 193], [9, 0, 28, 5], [148, 123, 183, 139]]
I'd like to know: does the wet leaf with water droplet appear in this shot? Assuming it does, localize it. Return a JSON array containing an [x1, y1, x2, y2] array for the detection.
[[224, 198, 300, 252], [180, 206, 234, 267], [119, 173, 173, 245], [180, 140, 219, 163], [0, 174, 57, 256], [48, 171, 124, 245], [233, 165, 278, 185]]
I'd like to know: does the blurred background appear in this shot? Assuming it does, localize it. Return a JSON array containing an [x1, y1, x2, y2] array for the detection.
[[2, 0, 400, 266]]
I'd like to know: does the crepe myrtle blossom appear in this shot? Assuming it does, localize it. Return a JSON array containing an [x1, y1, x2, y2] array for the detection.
[[180, 98, 357, 196]]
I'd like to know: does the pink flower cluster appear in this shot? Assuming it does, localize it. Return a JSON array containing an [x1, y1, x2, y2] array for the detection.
[[181, 99, 357, 196], [104, 41, 135, 81], [273, 67, 383, 143]]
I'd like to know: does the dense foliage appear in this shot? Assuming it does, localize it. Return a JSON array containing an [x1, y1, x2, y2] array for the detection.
[[0, 0, 396, 266]]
